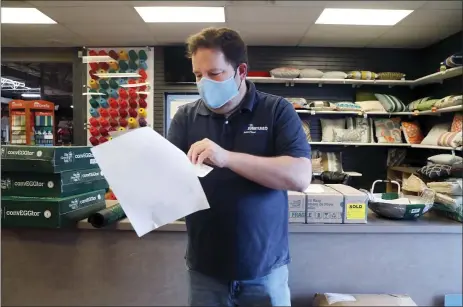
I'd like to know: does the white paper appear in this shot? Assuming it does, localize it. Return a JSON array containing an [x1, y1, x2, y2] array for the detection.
[[324, 293, 357, 305], [304, 184, 324, 194], [91, 127, 210, 237], [193, 163, 214, 177]]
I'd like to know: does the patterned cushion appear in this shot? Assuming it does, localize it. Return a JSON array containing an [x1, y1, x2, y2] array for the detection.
[[418, 164, 452, 180], [444, 53, 462, 68], [286, 97, 307, 109], [307, 101, 336, 111], [374, 118, 403, 143], [270, 67, 300, 78], [434, 95, 462, 109], [299, 69, 324, 78], [437, 131, 463, 148], [421, 123, 451, 145], [428, 154, 463, 166], [451, 113, 462, 132], [377, 72, 406, 80], [321, 152, 343, 172], [347, 118, 371, 142], [416, 98, 438, 111], [322, 71, 347, 79], [301, 120, 312, 142], [451, 162, 463, 177], [333, 128, 363, 142], [355, 100, 386, 112], [346, 71, 378, 80], [401, 121, 424, 144], [335, 102, 362, 111], [375, 94, 406, 112], [321, 118, 345, 142], [407, 97, 430, 111]]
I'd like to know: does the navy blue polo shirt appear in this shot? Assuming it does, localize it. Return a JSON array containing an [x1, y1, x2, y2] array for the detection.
[[167, 81, 311, 280]]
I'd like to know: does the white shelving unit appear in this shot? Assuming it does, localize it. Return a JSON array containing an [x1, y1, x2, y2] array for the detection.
[[309, 142, 462, 151], [296, 105, 463, 116], [313, 171, 362, 177]]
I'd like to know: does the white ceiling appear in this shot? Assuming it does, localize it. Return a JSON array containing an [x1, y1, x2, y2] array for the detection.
[[1, 0, 462, 48]]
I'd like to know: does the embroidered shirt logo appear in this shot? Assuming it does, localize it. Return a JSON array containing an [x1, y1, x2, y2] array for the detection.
[[244, 124, 268, 134]]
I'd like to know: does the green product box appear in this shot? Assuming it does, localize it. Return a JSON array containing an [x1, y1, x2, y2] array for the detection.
[[1, 145, 97, 173], [1, 190, 106, 229], [1, 168, 108, 197]]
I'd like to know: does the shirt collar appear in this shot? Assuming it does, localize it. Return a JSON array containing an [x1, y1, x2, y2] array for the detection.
[[197, 80, 256, 117]]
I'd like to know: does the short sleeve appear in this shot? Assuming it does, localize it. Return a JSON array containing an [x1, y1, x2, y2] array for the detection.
[[167, 107, 188, 153], [273, 99, 311, 158]]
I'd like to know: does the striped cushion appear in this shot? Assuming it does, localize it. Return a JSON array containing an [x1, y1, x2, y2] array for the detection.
[[347, 71, 378, 80], [335, 102, 362, 111], [301, 120, 312, 142], [438, 132, 463, 148], [375, 94, 406, 112], [377, 72, 406, 80], [434, 95, 462, 109]]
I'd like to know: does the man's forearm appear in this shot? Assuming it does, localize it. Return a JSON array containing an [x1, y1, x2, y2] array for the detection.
[[225, 151, 312, 191]]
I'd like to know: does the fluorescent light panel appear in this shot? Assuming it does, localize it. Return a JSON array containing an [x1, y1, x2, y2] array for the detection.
[[134, 6, 225, 23], [315, 8, 413, 26], [1, 7, 56, 24]]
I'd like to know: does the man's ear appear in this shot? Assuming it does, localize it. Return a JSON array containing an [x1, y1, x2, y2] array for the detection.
[[238, 63, 248, 80]]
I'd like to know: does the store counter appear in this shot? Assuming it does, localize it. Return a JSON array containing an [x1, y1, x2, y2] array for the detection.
[[2, 211, 461, 307]]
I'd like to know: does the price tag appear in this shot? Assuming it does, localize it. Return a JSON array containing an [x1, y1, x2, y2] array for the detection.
[[363, 113, 367, 118], [346, 203, 366, 220], [311, 110, 316, 115]]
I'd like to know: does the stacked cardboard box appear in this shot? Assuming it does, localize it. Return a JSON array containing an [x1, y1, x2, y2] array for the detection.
[[1, 145, 108, 228], [288, 184, 368, 224]]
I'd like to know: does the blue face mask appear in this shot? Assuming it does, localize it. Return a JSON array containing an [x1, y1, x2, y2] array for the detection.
[[197, 72, 240, 109]]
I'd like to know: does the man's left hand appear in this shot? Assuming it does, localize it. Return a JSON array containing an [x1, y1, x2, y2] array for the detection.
[[187, 138, 230, 168]]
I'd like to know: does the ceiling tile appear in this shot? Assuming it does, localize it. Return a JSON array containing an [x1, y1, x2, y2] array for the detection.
[[226, 6, 323, 23], [146, 23, 226, 44], [421, 1, 463, 10], [398, 9, 462, 27], [1, 1, 32, 7], [37, 6, 143, 24], [324, 1, 426, 9], [64, 23, 151, 42], [1, 24, 86, 47]]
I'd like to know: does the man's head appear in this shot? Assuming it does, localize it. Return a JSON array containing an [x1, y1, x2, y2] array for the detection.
[[186, 27, 248, 114]]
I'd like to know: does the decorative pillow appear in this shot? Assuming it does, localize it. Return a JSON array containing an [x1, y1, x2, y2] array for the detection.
[[421, 123, 451, 145], [444, 53, 462, 68], [270, 67, 300, 78], [451, 113, 462, 132], [335, 102, 362, 111], [428, 154, 463, 165], [301, 120, 312, 142], [434, 195, 463, 210], [451, 162, 463, 177], [322, 71, 347, 79], [434, 95, 462, 109], [347, 118, 371, 142], [320, 118, 345, 142], [387, 148, 406, 167], [403, 174, 427, 193], [307, 101, 336, 111], [401, 121, 424, 144], [374, 118, 402, 143], [377, 72, 406, 80], [416, 99, 438, 111], [427, 180, 462, 196], [346, 71, 378, 80], [407, 97, 430, 111], [417, 164, 452, 180], [356, 92, 376, 102], [321, 152, 343, 172], [333, 128, 362, 142], [374, 94, 406, 112], [287, 97, 307, 109], [299, 69, 323, 78], [437, 131, 463, 148], [355, 100, 386, 112]]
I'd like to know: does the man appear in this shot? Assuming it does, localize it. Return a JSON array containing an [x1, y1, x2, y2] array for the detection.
[[167, 27, 312, 307]]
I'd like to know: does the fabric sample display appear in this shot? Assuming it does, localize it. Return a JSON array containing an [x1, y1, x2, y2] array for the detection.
[[301, 120, 312, 142], [374, 94, 406, 112], [355, 100, 386, 112], [346, 71, 378, 80], [322, 71, 347, 79], [421, 123, 451, 145], [321, 152, 343, 172], [347, 118, 371, 142], [428, 154, 463, 165], [374, 118, 402, 143], [437, 131, 462, 148], [377, 72, 406, 80], [335, 102, 362, 111], [333, 128, 362, 142], [416, 98, 439, 111], [270, 67, 300, 78], [418, 164, 452, 180], [88, 203, 126, 228], [434, 95, 462, 109], [407, 97, 430, 111], [299, 68, 323, 78], [401, 121, 424, 144], [386, 148, 406, 167], [451, 113, 462, 132], [320, 118, 345, 142]]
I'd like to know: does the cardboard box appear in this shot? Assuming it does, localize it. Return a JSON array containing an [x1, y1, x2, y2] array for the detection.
[[305, 184, 343, 224], [313, 293, 417, 306], [1, 145, 97, 173], [326, 184, 368, 224], [288, 191, 306, 223], [1, 168, 108, 197], [1, 190, 106, 228]]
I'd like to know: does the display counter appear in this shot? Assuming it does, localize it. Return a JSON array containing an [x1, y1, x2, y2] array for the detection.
[[2, 210, 462, 307]]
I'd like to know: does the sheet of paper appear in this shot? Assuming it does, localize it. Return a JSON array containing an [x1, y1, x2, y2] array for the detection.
[[324, 293, 357, 305], [91, 127, 210, 237], [193, 163, 214, 177], [304, 184, 324, 194]]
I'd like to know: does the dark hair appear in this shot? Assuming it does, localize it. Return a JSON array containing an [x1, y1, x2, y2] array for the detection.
[[186, 27, 248, 69]]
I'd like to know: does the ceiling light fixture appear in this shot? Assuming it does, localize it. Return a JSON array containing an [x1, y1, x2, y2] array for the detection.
[[1, 7, 57, 24], [21, 93, 41, 98], [134, 6, 225, 23], [315, 8, 413, 26]]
